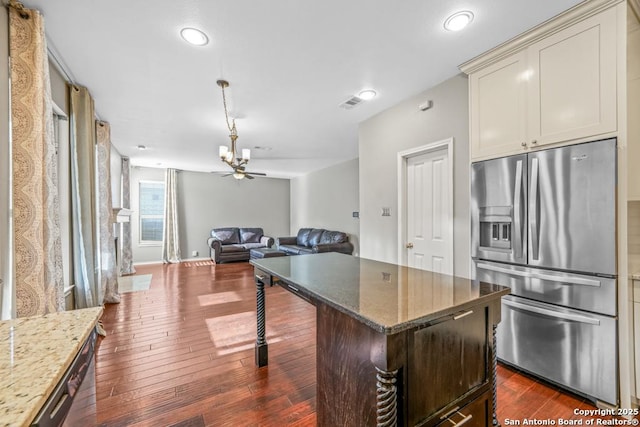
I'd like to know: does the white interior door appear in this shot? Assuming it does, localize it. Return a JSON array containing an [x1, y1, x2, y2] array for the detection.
[[406, 147, 452, 274]]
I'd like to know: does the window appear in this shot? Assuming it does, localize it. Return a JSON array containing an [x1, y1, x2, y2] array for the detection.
[[139, 181, 164, 244]]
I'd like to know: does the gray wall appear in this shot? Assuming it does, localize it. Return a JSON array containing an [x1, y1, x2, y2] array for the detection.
[[290, 158, 360, 255], [131, 167, 290, 263], [358, 74, 470, 278]]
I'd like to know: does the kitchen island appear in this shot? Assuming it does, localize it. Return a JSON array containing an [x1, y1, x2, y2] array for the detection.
[[0, 307, 103, 427], [251, 253, 509, 427]]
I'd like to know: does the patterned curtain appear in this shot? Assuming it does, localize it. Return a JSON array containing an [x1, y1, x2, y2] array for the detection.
[[120, 157, 136, 275], [9, 3, 64, 316], [69, 85, 100, 308], [96, 122, 120, 304], [162, 168, 181, 263]]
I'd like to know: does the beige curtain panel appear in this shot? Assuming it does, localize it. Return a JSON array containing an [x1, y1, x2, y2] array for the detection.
[[70, 85, 101, 308], [96, 121, 120, 303], [9, 3, 64, 317], [162, 168, 181, 263], [120, 157, 135, 275]]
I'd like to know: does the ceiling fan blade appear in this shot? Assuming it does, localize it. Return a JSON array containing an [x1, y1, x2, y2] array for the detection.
[[245, 174, 255, 180], [244, 171, 267, 176]]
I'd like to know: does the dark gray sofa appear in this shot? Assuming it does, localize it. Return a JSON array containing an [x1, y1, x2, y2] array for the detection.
[[276, 228, 353, 255], [207, 227, 274, 263]]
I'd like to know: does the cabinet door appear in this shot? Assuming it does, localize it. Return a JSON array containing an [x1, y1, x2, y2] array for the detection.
[[470, 51, 528, 160], [527, 7, 617, 147], [407, 306, 489, 425]]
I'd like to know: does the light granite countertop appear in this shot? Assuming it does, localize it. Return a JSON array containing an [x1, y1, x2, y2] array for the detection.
[[0, 307, 103, 427]]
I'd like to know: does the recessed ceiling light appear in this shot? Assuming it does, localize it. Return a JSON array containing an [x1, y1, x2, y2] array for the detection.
[[136, 145, 147, 150], [180, 27, 209, 46], [358, 89, 377, 100], [444, 11, 474, 32]]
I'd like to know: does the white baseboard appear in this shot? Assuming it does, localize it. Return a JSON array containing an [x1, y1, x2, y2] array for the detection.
[[132, 257, 212, 267], [132, 261, 164, 266], [181, 257, 211, 262]]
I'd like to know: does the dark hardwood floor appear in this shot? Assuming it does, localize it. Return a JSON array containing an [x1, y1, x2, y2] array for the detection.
[[95, 261, 607, 426]]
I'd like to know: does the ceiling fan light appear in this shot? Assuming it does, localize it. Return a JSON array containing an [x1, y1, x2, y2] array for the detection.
[[242, 149, 251, 161], [233, 172, 245, 180], [444, 11, 474, 32], [180, 27, 209, 46]]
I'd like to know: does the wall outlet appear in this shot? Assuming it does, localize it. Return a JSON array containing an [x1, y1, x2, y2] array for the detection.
[[192, 250, 198, 257]]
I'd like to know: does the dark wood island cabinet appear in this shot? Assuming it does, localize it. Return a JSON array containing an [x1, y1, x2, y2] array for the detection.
[[251, 253, 509, 427]]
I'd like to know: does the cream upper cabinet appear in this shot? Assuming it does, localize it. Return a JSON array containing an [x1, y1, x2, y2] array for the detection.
[[470, 52, 528, 159], [527, 8, 617, 147], [466, 5, 618, 161]]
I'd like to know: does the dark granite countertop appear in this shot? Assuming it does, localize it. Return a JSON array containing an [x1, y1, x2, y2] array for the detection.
[[251, 252, 509, 334]]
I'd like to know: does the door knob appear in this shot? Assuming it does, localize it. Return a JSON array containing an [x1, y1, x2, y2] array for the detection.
[[521, 142, 527, 148], [406, 243, 414, 249]]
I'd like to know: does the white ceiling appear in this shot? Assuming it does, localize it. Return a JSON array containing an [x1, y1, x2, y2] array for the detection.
[[26, 0, 583, 179]]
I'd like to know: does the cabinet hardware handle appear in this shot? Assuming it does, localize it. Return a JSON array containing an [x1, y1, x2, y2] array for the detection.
[[440, 407, 473, 426], [288, 285, 299, 292], [448, 413, 473, 426], [531, 139, 538, 145], [453, 310, 473, 320], [406, 242, 414, 249], [256, 274, 266, 281], [521, 141, 527, 148], [476, 262, 601, 287]]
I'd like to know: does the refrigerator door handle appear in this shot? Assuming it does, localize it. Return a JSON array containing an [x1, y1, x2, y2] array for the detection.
[[530, 157, 540, 260], [513, 160, 523, 259], [476, 262, 602, 287], [502, 298, 600, 325]]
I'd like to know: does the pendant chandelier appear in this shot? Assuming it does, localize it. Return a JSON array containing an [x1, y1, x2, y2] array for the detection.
[[216, 80, 264, 180]]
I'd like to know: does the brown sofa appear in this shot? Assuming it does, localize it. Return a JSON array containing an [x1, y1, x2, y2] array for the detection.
[[276, 228, 353, 255], [207, 227, 274, 263]]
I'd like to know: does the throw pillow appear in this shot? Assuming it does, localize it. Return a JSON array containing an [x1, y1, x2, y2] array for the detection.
[[240, 228, 263, 244], [213, 228, 240, 244]]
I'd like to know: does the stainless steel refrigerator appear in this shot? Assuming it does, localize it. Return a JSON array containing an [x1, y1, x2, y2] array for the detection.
[[471, 138, 618, 406]]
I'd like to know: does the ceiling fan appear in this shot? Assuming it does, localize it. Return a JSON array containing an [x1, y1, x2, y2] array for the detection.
[[216, 165, 266, 180], [215, 79, 267, 180]]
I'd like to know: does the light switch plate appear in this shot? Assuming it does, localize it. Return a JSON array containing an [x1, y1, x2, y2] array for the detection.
[[382, 207, 391, 217]]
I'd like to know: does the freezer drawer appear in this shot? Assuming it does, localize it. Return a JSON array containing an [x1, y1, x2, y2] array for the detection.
[[476, 261, 616, 316], [497, 295, 617, 405]]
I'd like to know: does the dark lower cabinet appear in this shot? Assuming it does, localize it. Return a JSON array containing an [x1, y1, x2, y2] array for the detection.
[[409, 307, 490, 426], [316, 299, 499, 426]]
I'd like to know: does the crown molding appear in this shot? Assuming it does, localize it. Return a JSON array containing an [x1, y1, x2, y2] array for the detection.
[[460, 0, 624, 74]]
